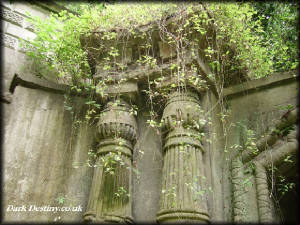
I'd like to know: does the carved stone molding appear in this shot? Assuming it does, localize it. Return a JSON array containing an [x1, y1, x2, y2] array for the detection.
[[2, 7, 25, 27], [161, 89, 205, 132], [84, 98, 137, 223], [3, 33, 18, 49], [157, 89, 210, 223]]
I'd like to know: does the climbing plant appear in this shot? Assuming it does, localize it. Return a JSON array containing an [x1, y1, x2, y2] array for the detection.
[[251, 1, 299, 72], [18, 3, 299, 222], [21, 1, 298, 190], [22, 2, 298, 87], [19, 0, 299, 182], [20, 0, 298, 159]]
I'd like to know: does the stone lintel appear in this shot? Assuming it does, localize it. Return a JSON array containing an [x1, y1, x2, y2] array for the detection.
[[101, 81, 138, 103], [158, 41, 176, 59], [94, 62, 175, 82], [9, 73, 138, 104], [155, 75, 208, 94]]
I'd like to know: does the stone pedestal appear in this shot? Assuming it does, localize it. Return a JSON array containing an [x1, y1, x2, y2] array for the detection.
[[84, 99, 137, 223], [157, 89, 210, 223]]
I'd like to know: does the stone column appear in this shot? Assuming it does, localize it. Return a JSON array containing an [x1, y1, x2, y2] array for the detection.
[[84, 98, 137, 223], [254, 163, 273, 223], [156, 89, 210, 223], [231, 156, 246, 222], [253, 127, 298, 223]]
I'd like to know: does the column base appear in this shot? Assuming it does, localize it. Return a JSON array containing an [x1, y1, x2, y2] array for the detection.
[[84, 212, 133, 223], [157, 209, 210, 223]]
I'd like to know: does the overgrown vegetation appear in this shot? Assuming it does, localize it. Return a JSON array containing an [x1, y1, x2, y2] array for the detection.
[[252, 2, 299, 72], [20, 3, 298, 222], [20, 2, 299, 142], [21, 2, 298, 87]]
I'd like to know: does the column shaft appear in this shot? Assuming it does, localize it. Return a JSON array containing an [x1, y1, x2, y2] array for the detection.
[[157, 89, 210, 223], [84, 99, 137, 223]]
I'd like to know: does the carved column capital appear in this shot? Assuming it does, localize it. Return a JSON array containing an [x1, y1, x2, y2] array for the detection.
[[97, 99, 137, 144], [161, 89, 205, 132]]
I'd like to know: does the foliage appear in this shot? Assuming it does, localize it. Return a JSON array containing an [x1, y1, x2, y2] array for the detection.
[[22, 10, 92, 86], [55, 1, 106, 15], [205, 2, 274, 80], [22, 2, 298, 88], [19, 4, 299, 221], [21, 1, 298, 177], [277, 175, 295, 197], [251, 1, 299, 72]]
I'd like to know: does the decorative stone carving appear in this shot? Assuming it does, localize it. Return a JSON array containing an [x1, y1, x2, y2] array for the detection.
[[157, 89, 210, 223], [24, 21, 35, 32], [2, 8, 24, 27], [3, 33, 18, 49], [83, 98, 137, 223]]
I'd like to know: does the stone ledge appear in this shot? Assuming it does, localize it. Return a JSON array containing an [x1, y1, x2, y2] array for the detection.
[[9, 73, 68, 95], [30, 1, 74, 14], [8, 73, 139, 104], [1, 7, 25, 27], [2, 33, 18, 49], [223, 70, 298, 99]]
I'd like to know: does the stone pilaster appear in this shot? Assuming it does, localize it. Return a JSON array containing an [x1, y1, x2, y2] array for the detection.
[[231, 156, 246, 222], [84, 99, 137, 223], [254, 163, 272, 223], [157, 89, 210, 223]]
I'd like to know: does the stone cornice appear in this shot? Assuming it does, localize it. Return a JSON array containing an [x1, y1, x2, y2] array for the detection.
[[223, 70, 298, 99]]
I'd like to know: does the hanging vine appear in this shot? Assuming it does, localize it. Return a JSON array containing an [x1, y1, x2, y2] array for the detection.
[[20, 0, 298, 184]]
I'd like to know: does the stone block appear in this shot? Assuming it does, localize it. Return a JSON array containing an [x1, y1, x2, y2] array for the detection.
[[13, 2, 49, 19], [105, 81, 137, 94], [158, 41, 176, 59], [6, 23, 36, 42], [119, 47, 132, 64], [3, 33, 18, 49], [2, 7, 25, 27]]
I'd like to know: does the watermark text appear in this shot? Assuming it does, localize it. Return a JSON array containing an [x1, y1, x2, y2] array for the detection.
[[6, 205, 82, 212]]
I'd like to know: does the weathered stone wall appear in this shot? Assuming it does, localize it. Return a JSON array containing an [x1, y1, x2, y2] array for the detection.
[[224, 71, 298, 223], [3, 86, 95, 222], [225, 72, 298, 138], [1, 1, 67, 101], [1, 2, 298, 223], [1, 1, 94, 222], [2, 73, 298, 223], [132, 108, 163, 223]]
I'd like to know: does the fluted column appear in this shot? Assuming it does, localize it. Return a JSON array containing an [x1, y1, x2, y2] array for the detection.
[[84, 99, 137, 223], [157, 89, 210, 223]]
